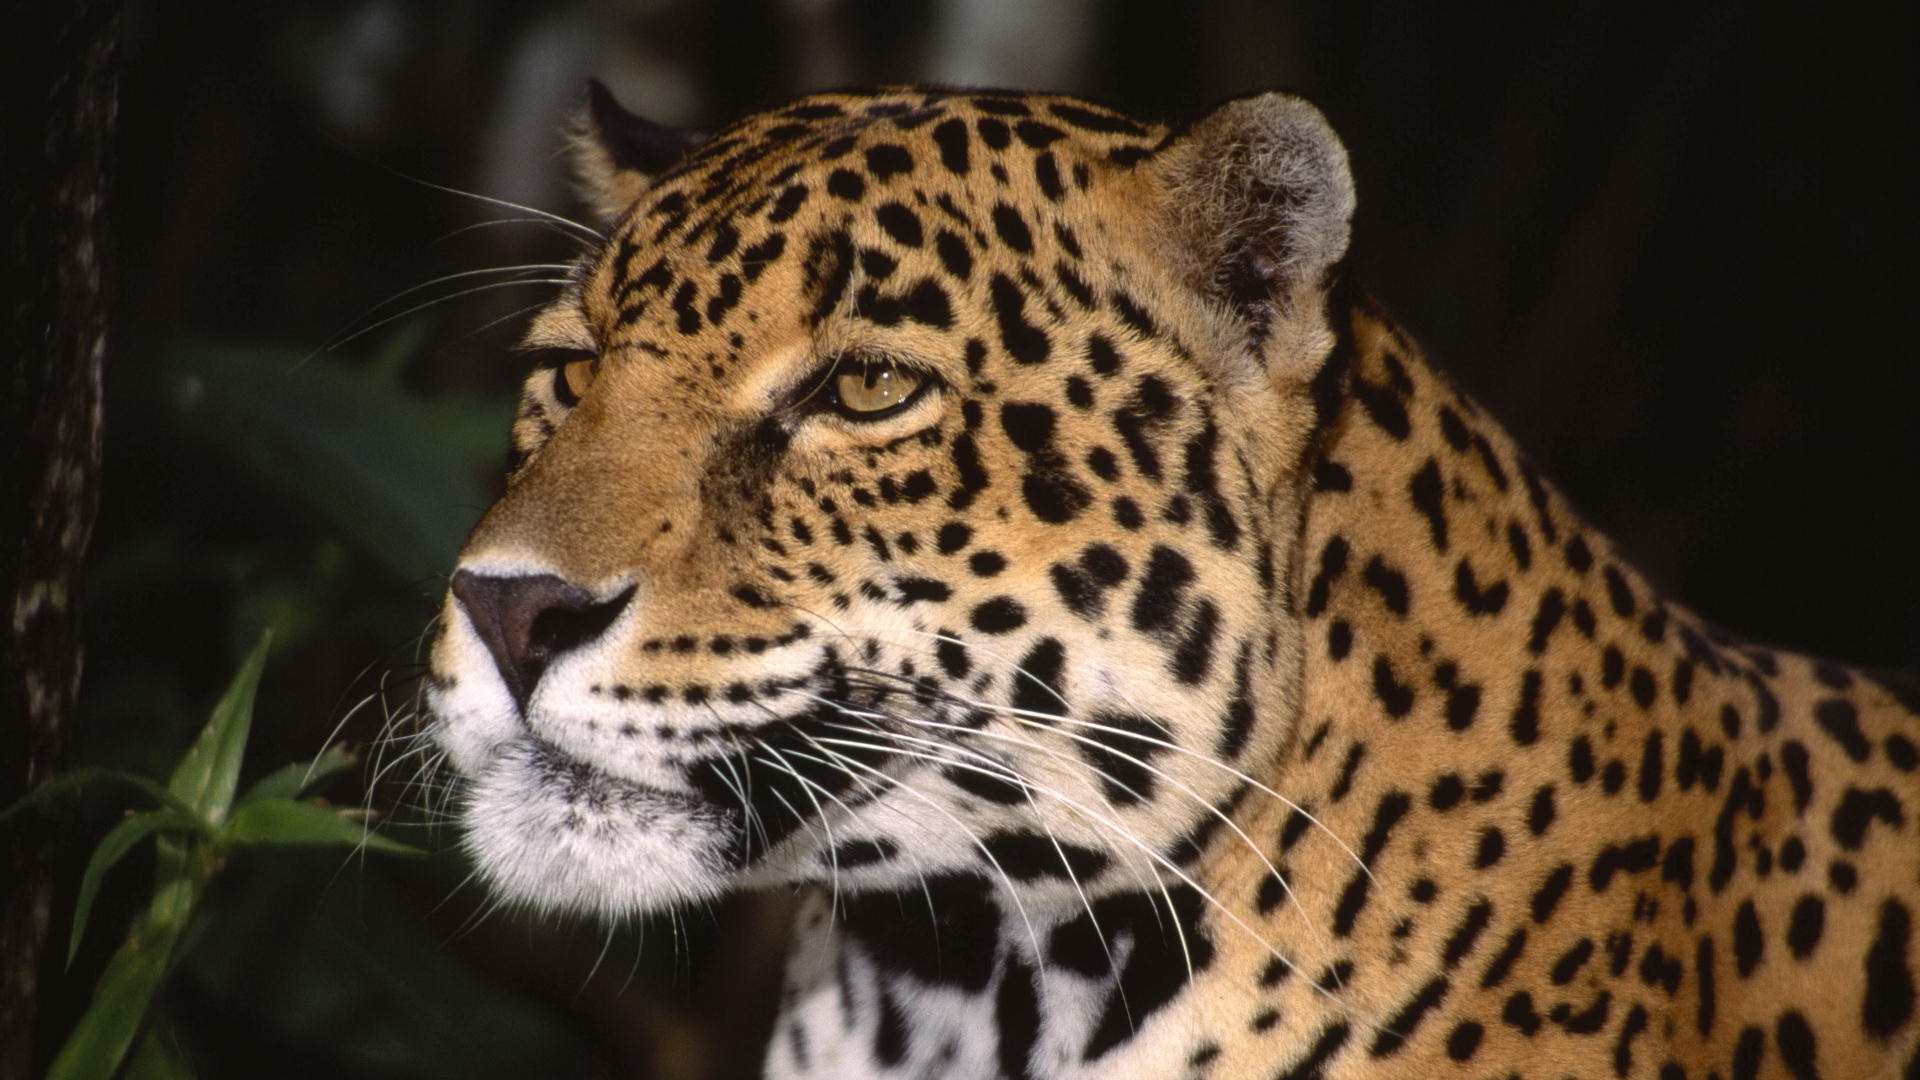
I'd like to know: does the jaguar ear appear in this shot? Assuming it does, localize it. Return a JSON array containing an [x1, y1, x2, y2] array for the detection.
[[1153, 92, 1354, 365], [571, 80, 705, 224]]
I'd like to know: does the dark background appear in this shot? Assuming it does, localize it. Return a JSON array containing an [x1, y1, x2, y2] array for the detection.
[[47, 1, 1920, 1077]]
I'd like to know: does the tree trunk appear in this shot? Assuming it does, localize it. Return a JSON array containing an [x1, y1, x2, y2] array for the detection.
[[1, 0, 117, 1072]]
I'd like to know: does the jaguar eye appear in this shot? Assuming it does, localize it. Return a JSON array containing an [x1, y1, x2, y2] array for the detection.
[[527, 348, 598, 408], [558, 356, 597, 403], [831, 359, 926, 418]]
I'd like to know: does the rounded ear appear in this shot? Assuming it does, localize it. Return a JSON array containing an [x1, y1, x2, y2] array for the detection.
[[1152, 93, 1355, 358], [570, 80, 705, 224]]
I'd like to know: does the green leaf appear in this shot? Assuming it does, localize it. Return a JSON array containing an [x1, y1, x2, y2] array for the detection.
[[222, 798, 425, 858], [0, 767, 193, 824], [45, 888, 194, 1080], [70, 810, 208, 966], [166, 631, 272, 823], [125, 1022, 196, 1080], [164, 343, 513, 583], [235, 746, 357, 809]]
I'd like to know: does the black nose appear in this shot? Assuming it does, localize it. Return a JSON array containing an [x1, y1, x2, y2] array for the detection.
[[449, 570, 634, 707]]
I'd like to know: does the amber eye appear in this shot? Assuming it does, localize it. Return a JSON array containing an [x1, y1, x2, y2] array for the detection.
[[559, 356, 597, 402], [831, 360, 926, 418], [527, 348, 598, 408]]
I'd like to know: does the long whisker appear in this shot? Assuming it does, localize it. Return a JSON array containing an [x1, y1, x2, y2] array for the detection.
[[398, 172, 604, 243], [843, 676, 1331, 953], [841, 633, 1379, 888], [317, 276, 575, 358], [813, 720, 1128, 976], [773, 736, 1052, 975]]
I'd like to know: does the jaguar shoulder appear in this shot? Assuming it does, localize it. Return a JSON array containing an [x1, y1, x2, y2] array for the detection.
[[426, 83, 1920, 1079]]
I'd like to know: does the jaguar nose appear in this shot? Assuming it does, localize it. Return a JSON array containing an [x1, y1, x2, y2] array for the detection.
[[449, 570, 635, 708]]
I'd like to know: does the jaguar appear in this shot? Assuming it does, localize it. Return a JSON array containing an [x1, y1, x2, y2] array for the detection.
[[425, 81, 1920, 1078]]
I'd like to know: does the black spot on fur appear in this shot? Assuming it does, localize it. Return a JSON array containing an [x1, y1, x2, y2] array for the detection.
[[1687, 935, 1716, 1036], [1638, 731, 1665, 801], [1443, 901, 1493, 968], [831, 837, 899, 867], [872, 986, 907, 1065], [990, 274, 1051, 364], [874, 201, 923, 247], [995, 956, 1040, 1078], [1079, 886, 1217, 1060], [1529, 785, 1556, 835], [1446, 1021, 1483, 1063], [1613, 1004, 1650, 1078], [1050, 543, 1129, 618], [864, 144, 914, 178], [981, 830, 1108, 883], [1218, 645, 1257, 758], [1314, 458, 1353, 492], [1480, 929, 1528, 989], [1353, 373, 1410, 439], [1021, 466, 1091, 523], [1787, 894, 1825, 959], [1550, 938, 1594, 985], [802, 228, 855, 325], [1048, 101, 1149, 136], [1814, 698, 1872, 763], [1733, 899, 1763, 978], [944, 761, 1026, 804], [1502, 991, 1541, 1034], [1368, 976, 1450, 1057], [826, 168, 865, 201], [1865, 898, 1915, 1037], [999, 401, 1055, 451], [1510, 670, 1542, 745], [972, 596, 1027, 634], [1604, 564, 1637, 617], [1732, 1025, 1763, 1080], [1363, 556, 1410, 615], [1441, 677, 1482, 729], [1475, 827, 1506, 868], [1372, 654, 1415, 718], [935, 230, 972, 279], [844, 876, 999, 992], [1528, 589, 1566, 654], [991, 203, 1034, 252], [1589, 835, 1661, 892], [1831, 786, 1904, 849], [1409, 459, 1448, 550], [1531, 863, 1573, 922], [1172, 600, 1220, 684], [1131, 546, 1195, 636], [1305, 535, 1350, 617], [1332, 791, 1412, 935], [1453, 559, 1508, 615], [1010, 638, 1067, 719], [1276, 1023, 1350, 1080], [931, 118, 970, 174], [1076, 711, 1172, 805]]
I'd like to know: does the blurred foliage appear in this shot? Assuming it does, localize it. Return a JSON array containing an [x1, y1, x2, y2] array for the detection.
[[163, 329, 512, 588], [14, 635, 421, 1080]]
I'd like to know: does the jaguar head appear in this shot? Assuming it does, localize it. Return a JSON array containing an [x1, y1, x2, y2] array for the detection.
[[427, 85, 1354, 917]]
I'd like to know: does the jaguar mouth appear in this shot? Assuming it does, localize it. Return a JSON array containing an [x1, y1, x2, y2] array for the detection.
[[454, 698, 913, 914], [458, 735, 737, 915]]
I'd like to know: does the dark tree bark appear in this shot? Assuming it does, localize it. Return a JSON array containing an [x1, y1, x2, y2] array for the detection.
[[2, 0, 118, 1073]]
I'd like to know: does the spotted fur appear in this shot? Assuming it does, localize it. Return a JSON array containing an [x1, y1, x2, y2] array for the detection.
[[426, 85, 1920, 1078]]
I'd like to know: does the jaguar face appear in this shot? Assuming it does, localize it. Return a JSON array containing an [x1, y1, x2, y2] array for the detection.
[[427, 87, 1351, 918]]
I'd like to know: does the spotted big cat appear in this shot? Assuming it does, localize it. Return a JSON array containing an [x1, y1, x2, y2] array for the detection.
[[426, 83, 1920, 1078]]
